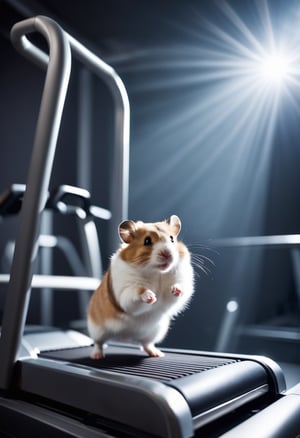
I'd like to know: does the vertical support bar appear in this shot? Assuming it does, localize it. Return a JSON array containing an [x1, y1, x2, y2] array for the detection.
[[77, 68, 92, 191], [108, 76, 130, 253], [76, 68, 94, 318], [68, 34, 130, 255], [76, 218, 102, 320], [290, 248, 300, 308], [0, 16, 71, 389], [40, 210, 54, 326]]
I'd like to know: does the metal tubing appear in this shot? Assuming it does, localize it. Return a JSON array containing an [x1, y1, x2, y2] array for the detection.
[[211, 234, 300, 249], [0, 14, 130, 389], [9, 16, 130, 253], [77, 68, 92, 192], [0, 16, 72, 389], [40, 211, 54, 326], [67, 33, 130, 253]]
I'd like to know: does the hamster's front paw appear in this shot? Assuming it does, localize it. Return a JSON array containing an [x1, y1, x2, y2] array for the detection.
[[140, 288, 157, 304], [171, 284, 183, 297]]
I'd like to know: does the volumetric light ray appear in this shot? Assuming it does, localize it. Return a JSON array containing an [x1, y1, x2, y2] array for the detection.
[[116, 1, 300, 234]]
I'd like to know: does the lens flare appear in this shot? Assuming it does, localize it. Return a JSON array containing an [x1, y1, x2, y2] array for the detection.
[[259, 53, 290, 83], [113, 0, 300, 238]]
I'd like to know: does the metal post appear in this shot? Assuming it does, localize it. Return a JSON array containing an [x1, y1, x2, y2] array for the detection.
[[67, 33, 130, 254], [0, 16, 71, 389], [0, 14, 130, 389], [40, 210, 54, 326], [77, 68, 92, 191]]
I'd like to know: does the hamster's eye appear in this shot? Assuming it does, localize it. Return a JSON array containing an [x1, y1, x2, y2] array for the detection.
[[170, 235, 174, 243], [144, 236, 152, 246]]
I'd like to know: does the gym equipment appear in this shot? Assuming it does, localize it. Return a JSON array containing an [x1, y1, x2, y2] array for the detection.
[[0, 15, 300, 437], [0, 183, 108, 326]]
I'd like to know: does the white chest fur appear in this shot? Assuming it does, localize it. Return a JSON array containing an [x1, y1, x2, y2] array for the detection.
[[110, 251, 194, 319]]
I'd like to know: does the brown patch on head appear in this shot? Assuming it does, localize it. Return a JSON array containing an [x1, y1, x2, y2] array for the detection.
[[177, 241, 190, 258], [118, 218, 180, 266]]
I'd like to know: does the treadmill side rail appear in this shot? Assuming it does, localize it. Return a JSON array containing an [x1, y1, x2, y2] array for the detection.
[[0, 396, 113, 437], [16, 357, 194, 438]]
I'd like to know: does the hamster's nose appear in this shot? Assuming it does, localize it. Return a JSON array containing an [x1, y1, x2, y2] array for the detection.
[[159, 249, 172, 261]]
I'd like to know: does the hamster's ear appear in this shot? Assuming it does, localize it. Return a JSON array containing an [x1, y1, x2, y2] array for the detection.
[[119, 220, 137, 243], [167, 215, 181, 237]]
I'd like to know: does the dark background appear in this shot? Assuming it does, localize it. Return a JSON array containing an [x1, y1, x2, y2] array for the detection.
[[1, 0, 300, 358]]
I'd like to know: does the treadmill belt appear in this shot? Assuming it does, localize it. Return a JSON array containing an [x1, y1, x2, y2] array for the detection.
[[40, 346, 239, 382]]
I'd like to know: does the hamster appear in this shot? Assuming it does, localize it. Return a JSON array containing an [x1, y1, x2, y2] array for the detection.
[[87, 215, 194, 359]]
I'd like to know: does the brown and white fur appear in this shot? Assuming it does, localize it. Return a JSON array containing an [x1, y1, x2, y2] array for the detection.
[[87, 215, 194, 359]]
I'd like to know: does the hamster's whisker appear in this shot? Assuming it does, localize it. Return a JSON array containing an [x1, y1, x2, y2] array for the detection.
[[188, 243, 220, 256], [192, 253, 215, 267], [191, 253, 215, 276]]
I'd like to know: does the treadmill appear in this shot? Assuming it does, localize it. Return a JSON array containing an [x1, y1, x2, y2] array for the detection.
[[0, 15, 300, 437]]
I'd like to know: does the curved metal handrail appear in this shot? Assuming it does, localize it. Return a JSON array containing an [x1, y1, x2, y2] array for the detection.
[[0, 15, 130, 389], [0, 16, 71, 389], [11, 15, 130, 248]]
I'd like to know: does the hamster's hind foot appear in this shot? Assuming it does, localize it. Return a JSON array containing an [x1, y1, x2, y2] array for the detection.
[[142, 343, 165, 358], [90, 343, 104, 359]]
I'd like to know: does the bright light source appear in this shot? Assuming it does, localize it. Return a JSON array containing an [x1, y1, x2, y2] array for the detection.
[[122, 0, 300, 240], [226, 300, 239, 313], [259, 52, 291, 84]]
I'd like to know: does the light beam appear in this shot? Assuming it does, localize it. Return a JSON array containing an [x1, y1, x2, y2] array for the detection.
[[113, 0, 300, 238]]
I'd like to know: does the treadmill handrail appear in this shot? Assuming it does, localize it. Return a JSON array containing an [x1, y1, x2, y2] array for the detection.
[[0, 16, 71, 390], [10, 16, 130, 252], [0, 15, 129, 390]]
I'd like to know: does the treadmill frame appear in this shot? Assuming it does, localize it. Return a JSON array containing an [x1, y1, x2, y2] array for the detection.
[[0, 15, 129, 390]]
